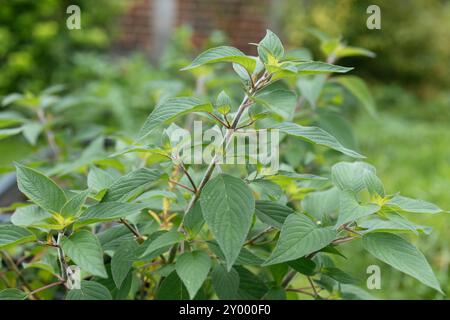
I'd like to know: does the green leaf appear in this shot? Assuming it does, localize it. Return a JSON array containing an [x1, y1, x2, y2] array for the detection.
[[211, 264, 240, 300], [11, 205, 59, 229], [181, 46, 256, 73], [254, 90, 297, 120], [61, 189, 90, 218], [136, 97, 212, 142], [258, 29, 285, 63], [76, 202, 147, 226], [335, 46, 376, 59], [331, 161, 382, 194], [235, 266, 268, 299], [183, 201, 205, 237], [200, 174, 255, 269], [0, 288, 28, 300], [87, 166, 115, 191], [335, 76, 377, 117], [288, 257, 317, 276], [297, 75, 326, 108], [339, 284, 378, 300], [322, 267, 358, 284], [61, 230, 107, 278], [0, 127, 22, 140], [263, 214, 337, 266], [360, 216, 431, 235], [66, 280, 112, 300], [139, 231, 183, 258], [336, 191, 380, 227], [0, 225, 36, 249], [273, 122, 364, 158], [302, 187, 340, 221], [295, 61, 353, 74], [175, 250, 211, 299], [102, 168, 162, 202], [111, 239, 139, 288], [21, 122, 43, 145], [0, 111, 24, 128], [207, 241, 264, 266], [363, 232, 442, 293], [98, 225, 134, 252], [156, 271, 189, 300], [387, 195, 442, 214], [255, 200, 293, 229], [15, 163, 66, 213]]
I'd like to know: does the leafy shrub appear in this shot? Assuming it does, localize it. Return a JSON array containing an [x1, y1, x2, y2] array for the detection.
[[0, 30, 446, 300]]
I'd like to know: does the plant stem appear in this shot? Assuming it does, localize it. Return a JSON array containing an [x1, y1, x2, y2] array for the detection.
[[120, 218, 145, 242], [244, 227, 273, 246], [168, 179, 195, 193], [28, 280, 65, 297], [55, 233, 68, 282], [0, 251, 35, 298], [307, 276, 319, 298]]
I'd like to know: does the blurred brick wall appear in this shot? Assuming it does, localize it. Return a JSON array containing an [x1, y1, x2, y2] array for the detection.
[[116, 0, 272, 56]]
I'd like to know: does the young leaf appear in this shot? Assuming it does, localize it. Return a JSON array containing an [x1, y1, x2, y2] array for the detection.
[[200, 174, 255, 269], [302, 187, 340, 221], [61, 230, 107, 278], [335, 76, 377, 117], [331, 161, 382, 194], [0, 288, 28, 300], [0, 225, 36, 249], [211, 265, 240, 300], [136, 97, 212, 142], [363, 232, 442, 293], [255, 200, 294, 229], [258, 29, 285, 63], [66, 280, 112, 300], [387, 195, 443, 214], [111, 239, 139, 288], [15, 163, 66, 213], [87, 166, 115, 191], [175, 250, 211, 299], [11, 205, 61, 230], [254, 90, 297, 120], [263, 214, 336, 266], [273, 122, 364, 158], [181, 46, 256, 73], [61, 189, 90, 217], [102, 168, 162, 202]]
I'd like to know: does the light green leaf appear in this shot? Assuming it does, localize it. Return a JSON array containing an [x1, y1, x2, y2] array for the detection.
[[136, 97, 212, 141], [0, 225, 36, 249], [21, 122, 43, 145], [11, 205, 62, 230], [297, 75, 326, 108], [336, 191, 380, 227], [331, 161, 383, 194], [335, 46, 376, 59], [254, 90, 297, 120], [87, 166, 115, 192], [76, 202, 147, 226], [360, 216, 431, 235], [181, 46, 256, 73], [0, 288, 28, 300], [200, 174, 255, 269], [15, 163, 66, 213], [175, 250, 211, 299], [387, 195, 442, 214], [0, 127, 22, 140], [302, 187, 340, 221], [295, 61, 353, 74], [273, 122, 364, 158], [263, 214, 337, 266], [211, 265, 240, 300], [255, 200, 293, 229], [102, 168, 162, 202], [139, 231, 183, 258], [61, 189, 90, 218], [335, 76, 377, 117], [0, 111, 24, 128], [258, 29, 285, 63], [183, 201, 205, 237], [363, 232, 442, 293], [61, 230, 107, 278], [66, 280, 112, 300], [111, 239, 139, 288]]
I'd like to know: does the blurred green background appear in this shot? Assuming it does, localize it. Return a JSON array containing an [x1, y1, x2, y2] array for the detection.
[[0, 0, 449, 299]]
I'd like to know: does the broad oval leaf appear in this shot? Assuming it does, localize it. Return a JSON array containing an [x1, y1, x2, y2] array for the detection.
[[200, 174, 255, 269], [255, 200, 293, 229], [61, 230, 107, 278], [273, 122, 364, 158], [387, 195, 442, 214], [0, 225, 36, 249], [139, 231, 183, 258], [175, 250, 211, 299], [331, 161, 383, 195], [335, 75, 377, 117], [258, 29, 285, 63], [136, 97, 212, 142], [66, 280, 112, 300], [295, 61, 353, 74], [211, 264, 240, 300], [11, 205, 61, 230], [111, 239, 139, 288], [263, 214, 337, 266], [0, 288, 28, 300], [335, 191, 380, 227], [363, 232, 442, 293], [76, 202, 147, 227], [61, 189, 90, 218], [156, 271, 190, 300], [15, 163, 66, 213], [181, 46, 256, 73]]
